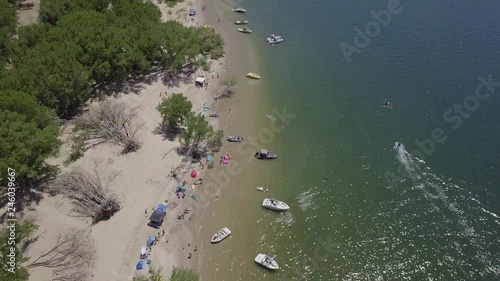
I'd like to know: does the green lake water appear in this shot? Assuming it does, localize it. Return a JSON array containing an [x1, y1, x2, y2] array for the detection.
[[200, 0, 500, 280]]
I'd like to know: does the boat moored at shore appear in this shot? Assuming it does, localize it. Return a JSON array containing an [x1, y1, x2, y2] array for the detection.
[[234, 20, 248, 25], [211, 227, 231, 243], [237, 27, 252, 33], [267, 34, 284, 44], [246, 72, 261, 79], [255, 253, 280, 270], [232, 8, 246, 13], [262, 198, 290, 211], [227, 136, 244, 142], [254, 149, 277, 159]]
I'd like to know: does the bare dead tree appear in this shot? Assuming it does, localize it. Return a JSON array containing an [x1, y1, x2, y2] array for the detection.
[[214, 76, 237, 100], [77, 102, 142, 154], [27, 229, 94, 281], [49, 169, 121, 224]]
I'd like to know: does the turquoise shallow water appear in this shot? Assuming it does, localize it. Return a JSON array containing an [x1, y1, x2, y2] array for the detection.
[[201, 0, 500, 280]]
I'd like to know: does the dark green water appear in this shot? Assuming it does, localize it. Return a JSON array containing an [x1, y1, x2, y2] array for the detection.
[[201, 0, 500, 280]]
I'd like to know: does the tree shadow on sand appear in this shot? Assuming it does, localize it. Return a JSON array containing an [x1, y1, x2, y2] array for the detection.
[[90, 70, 158, 100], [90, 67, 197, 102], [160, 70, 195, 88], [0, 174, 57, 219], [153, 123, 181, 142]]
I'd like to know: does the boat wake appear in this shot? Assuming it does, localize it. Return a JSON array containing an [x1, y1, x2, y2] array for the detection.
[[276, 212, 295, 225], [297, 189, 321, 211], [391, 143, 500, 278], [333, 143, 500, 280]]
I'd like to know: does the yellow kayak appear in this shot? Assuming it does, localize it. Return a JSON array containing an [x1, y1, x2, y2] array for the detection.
[[246, 72, 261, 79]]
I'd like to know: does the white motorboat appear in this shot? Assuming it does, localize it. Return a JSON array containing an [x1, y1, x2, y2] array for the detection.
[[227, 136, 244, 142], [234, 20, 248, 25], [255, 253, 279, 270], [262, 198, 289, 211], [211, 227, 231, 243], [232, 8, 247, 13], [255, 149, 277, 159], [238, 27, 252, 33], [267, 34, 284, 44]]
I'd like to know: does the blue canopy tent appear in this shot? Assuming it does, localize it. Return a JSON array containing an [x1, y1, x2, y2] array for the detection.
[[136, 260, 144, 270], [189, 8, 196, 16], [148, 204, 168, 229]]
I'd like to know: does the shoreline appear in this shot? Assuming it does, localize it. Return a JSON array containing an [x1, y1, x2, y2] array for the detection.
[[17, 1, 253, 281], [9, 0, 267, 280]]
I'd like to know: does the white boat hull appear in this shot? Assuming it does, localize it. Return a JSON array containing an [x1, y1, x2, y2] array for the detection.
[[255, 254, 279, 270], [211, 227, 231, 243], [227, 136, 243, 142], [262, 198, 289, 211], [267, 36, 284, 44]]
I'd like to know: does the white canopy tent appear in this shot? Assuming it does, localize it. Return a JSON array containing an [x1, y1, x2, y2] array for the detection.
[[195, 76, 205, 86]]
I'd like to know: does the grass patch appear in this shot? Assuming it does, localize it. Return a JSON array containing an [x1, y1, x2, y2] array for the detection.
[[195, 56, 211, 71], [166, 0, 184, 8], [170, 267, 199, 281]]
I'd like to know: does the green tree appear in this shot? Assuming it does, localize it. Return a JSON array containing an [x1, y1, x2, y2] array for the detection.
[[180, 113, 212, 148], [0, 0, 16, 60], [12, 40, 90, 116], [180, 113, 221, 157], [0, 220, 38, 281], [194, 26, 224, 59], [39, 0, 76, 26], [156, 93, 193, 130], [170, 267, 199, 281], [0, 92, 61, 186], [39, 0, 111, 26], [0, 90, 55, 128], [207, 130, 223, 152]]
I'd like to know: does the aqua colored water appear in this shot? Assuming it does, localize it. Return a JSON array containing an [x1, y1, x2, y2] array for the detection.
[[201, 0, 500, 280]]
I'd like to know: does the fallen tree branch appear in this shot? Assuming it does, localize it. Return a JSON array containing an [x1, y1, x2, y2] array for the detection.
[[48, 169, 121, 224], [76, 102, 142, 154], [28, 229, 94, 281]]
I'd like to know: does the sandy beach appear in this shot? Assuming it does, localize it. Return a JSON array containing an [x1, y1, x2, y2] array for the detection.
[[11, 1, 258, 280]]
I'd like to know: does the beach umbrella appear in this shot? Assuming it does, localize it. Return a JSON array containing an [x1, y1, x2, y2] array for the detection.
[[191, 170, 198, 178], [207, 156, 213, 162]]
